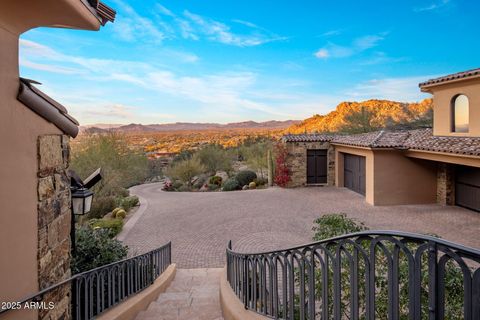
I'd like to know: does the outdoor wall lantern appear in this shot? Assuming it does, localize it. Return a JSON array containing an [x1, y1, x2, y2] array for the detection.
[[69, 168, 102, 254]]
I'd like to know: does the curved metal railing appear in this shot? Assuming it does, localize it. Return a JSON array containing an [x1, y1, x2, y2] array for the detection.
[[0, 242, 171, 320], [226, 231, 480, 319]]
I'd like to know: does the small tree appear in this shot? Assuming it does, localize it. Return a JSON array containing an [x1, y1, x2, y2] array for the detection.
[[166, 156, 205, 187], [195, 144, 232, 174], [274, 143, 291, 187]]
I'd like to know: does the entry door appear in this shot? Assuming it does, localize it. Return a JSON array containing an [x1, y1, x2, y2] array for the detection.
[[307, 150, 327, 184], [344, 154, 366, 196], [455, 165, 480, 212]]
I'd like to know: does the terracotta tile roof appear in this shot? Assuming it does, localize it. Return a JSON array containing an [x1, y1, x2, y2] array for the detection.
[[284, 129, 480, 156], [404, 129, 480, 156], [419, 68, 480, 88], [283, 134, 334, 142], [84, 0, 116, 25]]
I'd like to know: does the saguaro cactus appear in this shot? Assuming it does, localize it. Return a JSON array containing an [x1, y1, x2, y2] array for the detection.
[[267, 149, 274, 186]]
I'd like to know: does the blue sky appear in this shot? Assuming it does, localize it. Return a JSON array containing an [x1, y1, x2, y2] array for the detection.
[[19, 0, 479, 125]]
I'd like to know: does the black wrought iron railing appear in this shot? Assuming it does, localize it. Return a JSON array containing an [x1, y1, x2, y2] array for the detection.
[[0, 242, 171, 320], [226, 231, 480, 319]]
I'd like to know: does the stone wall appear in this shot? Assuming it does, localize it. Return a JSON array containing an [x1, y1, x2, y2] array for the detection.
[[37, 135, 72, 320], [285, 141, 335, 187], [437, 162, 455, 205]]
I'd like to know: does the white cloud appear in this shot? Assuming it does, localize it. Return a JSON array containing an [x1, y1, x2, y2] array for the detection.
[[345, 75, 435, 102], [156, 3, 175, 17], [314, 33, 386, 59], [414, 0, 451, 12], [314, 48, 329, 59], [321, 29, 342, 37]]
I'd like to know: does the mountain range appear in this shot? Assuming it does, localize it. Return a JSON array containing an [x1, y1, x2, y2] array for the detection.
[[80, 120, 300, 134]]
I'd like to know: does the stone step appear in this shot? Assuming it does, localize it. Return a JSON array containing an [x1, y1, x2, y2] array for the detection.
[[135, 268, 224, 320]]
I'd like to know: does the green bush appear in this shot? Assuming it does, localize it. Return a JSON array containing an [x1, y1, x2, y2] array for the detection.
[[209, 175, 223, 186], [312, 213, 366, 241], [222, 178, 240, 191], [72, 227, 128, 274], [120, 196, 139, 211], [235, 170, 257, 187], [166, 157, 206, 187], [177, 185, 191, 192], [207, 183, 220, 191], [172, 181, 184, 190], [89, 218, 123, 237], [88, 196, 117, 219], [193, 175, 208, 189]]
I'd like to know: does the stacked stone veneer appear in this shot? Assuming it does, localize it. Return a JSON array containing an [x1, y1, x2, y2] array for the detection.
[[437, 162, 455, 206], [285, 141, 335, 187], [37, 135, 72, 320]]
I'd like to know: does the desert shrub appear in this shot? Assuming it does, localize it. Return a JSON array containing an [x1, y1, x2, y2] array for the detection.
[[166, 157, 205, 187], [71, 132, 148, 218], [209, 175, 223, 186], [312, 213, 366, 240], [172, 150, 194, 163], [89, 218, 123, 237], [207, 183, 219, 191], [196, 144, 232, 174], [274, 143, 291, 187], [72, 226, 128, 274], [248, 181, 256, 189], [120, 195, 139, 211], [146, 158, 164, 179], [177, 185, 191, 192], [172, 181, 184, 190], [254, 177, 267, 186], [238, 140, 273, 178], [88, 196, 117, 219], [235, 170, 257, 186], [222, 178, 240, 191]]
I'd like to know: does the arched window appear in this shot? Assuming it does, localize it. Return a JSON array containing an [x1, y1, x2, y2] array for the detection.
[[452, 94, 469, 133]]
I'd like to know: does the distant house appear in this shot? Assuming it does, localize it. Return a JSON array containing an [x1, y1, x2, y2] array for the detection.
[[283, 68, 480, 211], [0, 1, 114, 319]]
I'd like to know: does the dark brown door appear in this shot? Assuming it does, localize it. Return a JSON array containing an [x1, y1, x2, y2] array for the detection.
[[307, 150, 327, 184], [455, 165, 480, 212], [344, 154, 366, 196]]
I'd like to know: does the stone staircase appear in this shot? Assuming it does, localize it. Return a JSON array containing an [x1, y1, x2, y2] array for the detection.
[[135, 268, 224, 320]]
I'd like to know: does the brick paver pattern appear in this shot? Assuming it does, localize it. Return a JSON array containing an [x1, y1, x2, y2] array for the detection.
[[119, 183, 480, 268]]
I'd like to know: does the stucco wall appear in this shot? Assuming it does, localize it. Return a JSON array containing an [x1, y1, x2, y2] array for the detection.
[[284, 141, 335, 187], [372, 150, 437, 206], [429, 78, 480, 137], [0, 27, 65, 320], [334, 145, 375, 205]]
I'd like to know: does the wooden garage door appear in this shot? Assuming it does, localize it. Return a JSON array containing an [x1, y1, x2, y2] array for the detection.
[[344, 154, 366, 196], [307, 149, 327, 184], [455, 165, 480, 212]]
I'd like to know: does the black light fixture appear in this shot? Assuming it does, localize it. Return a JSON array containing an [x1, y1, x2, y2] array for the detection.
[[71, 187, 94, 215], [69, 168, 102, 255]]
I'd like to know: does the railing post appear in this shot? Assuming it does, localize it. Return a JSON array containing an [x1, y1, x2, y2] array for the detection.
[[243, 257, 248, 310], [428, 241, 438, 320]]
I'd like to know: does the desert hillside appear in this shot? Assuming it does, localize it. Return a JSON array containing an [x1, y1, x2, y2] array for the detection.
[[286, 99, 433, 134]]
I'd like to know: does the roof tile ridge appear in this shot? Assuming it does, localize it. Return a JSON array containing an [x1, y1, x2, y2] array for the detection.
[[370, 129, 386, 147]]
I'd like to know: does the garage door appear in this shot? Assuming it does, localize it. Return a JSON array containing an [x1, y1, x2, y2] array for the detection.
[[307, 149, 327, 184], [344, 154, 366, 196], [455, 165, 480, 212]]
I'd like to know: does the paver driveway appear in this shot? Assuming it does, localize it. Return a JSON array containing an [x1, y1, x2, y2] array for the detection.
[[118, 183, 480, 268]]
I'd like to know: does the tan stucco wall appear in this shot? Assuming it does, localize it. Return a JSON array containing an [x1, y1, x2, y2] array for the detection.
[[0, 27, 63, 320], [0, 0, 100, 34], [334, 146, 437, 206], [372, 150, 437, 206], [406, 150, 480, 168], [334, 145, 375, 205], [427, 77, 480, 137]]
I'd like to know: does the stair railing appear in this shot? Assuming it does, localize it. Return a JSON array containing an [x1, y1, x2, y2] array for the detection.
[[0, 242, 171, 320], [226, 231, 480, 319]]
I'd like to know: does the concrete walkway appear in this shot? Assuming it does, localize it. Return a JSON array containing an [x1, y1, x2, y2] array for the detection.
[[119, 183, 480, 268], [135, 269, 223, 320]]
